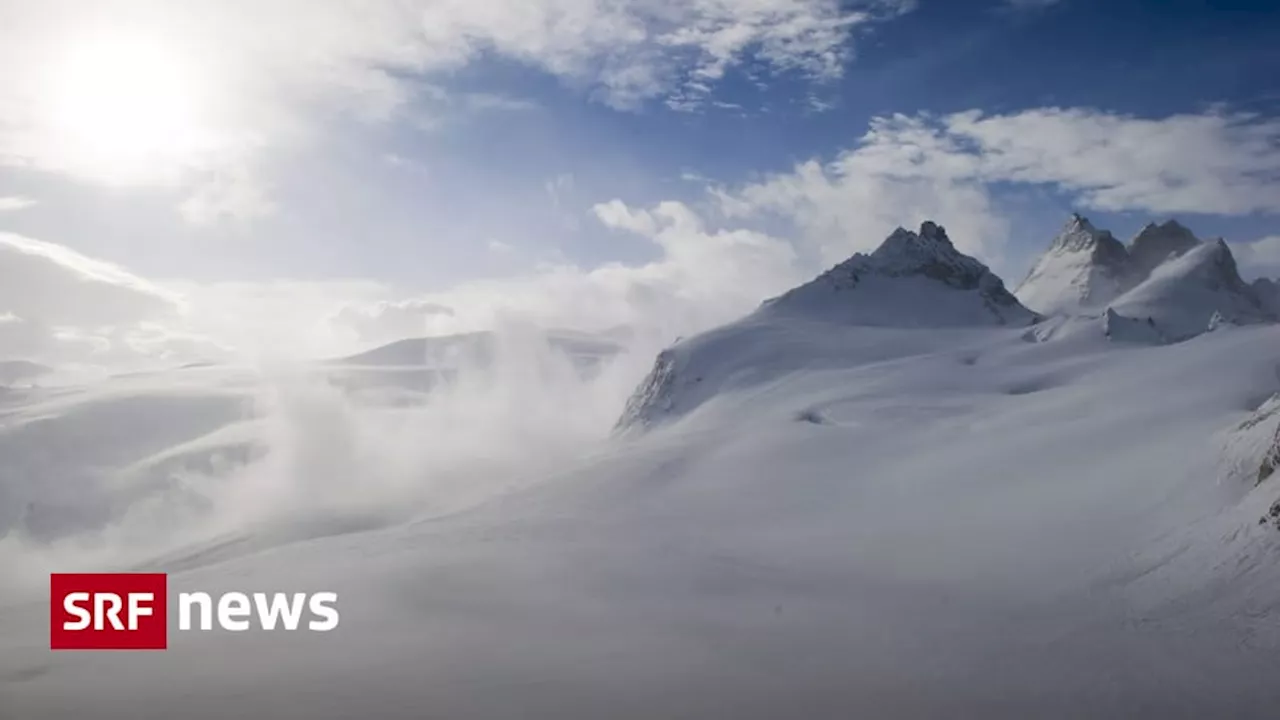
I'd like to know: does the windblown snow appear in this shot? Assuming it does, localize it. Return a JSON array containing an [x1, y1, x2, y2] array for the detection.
[[2, 217, 1280, 719]]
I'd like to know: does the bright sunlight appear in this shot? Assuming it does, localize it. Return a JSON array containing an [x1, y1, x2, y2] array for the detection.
[[43, 30, 216, 185]]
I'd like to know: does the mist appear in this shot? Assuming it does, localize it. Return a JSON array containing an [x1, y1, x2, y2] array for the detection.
[[0, 320, 660, 595]]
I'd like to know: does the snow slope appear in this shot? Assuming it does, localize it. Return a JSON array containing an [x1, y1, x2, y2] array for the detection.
[[1107, 239, 1276, 341], [2, 315, 1280, 718], [2, 223, 1280, 717], [619, 221, 1036, 430], [1015, 214, 1135, 315]]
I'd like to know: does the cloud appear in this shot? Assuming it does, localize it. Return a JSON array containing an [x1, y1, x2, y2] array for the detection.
[[168, 279, 395, 362], [0, 196, 35, 211], [0, 0, 911, 218], [0, 232, 226, 366], [333, 300, 457, 346], [177, 158, 275, 225], [0, 202, 799, 370], [594, 198, 660, 236], [944, 109, 1280, 215], [717, 114, 1013, 270], [11, 104, 1277, 372], [716, 108, 1280, 274], [334, 200, 802, 351], [1234, 236, 1280, 280]]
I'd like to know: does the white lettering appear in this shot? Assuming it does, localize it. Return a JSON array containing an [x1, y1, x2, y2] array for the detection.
[[62, 592, 91, 630], [217, 592, 251, 632], [178, 592, 213, 630], [307, 592, 340, 631], [95, 593, 124, 630], [254, 593, 307, 631], [126, 593, 153, 630], [172, 590, 341, 632]]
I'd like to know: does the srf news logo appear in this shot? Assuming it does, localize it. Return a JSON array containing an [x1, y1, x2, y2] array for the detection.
[[50, 573, 340, 650]]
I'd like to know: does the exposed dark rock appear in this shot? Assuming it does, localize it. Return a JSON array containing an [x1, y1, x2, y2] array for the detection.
[[1260, 423, 1279, 485], [1128, 219, 1201, 278]]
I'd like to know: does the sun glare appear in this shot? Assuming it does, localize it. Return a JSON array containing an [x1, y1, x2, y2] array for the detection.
[[45, 31, 215, 185]]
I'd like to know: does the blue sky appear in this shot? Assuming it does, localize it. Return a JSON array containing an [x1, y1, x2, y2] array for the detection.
[[0, 0, 1277, 363]]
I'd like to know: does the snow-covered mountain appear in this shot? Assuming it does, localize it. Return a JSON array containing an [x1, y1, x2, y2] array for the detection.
[[5, 220, 1280, 718], [1015, 216, 1205, 316], [1254, 277, 1279, 315], [1015, 214, 1135, 315], [1105, 239, 1276, 342], [762, 220, 1038, 328], [1015, 214, 1276, 344], [618, 221, 1038, 430], [1128, 219, 1202, 278]]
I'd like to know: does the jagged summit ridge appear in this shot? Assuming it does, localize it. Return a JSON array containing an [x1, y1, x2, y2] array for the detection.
[[1015, 213, 1134, 315], [1015, 212, 1275, 344], [1128, 219, 1201, 277], [1051, 213, 1128, 256], [865, 221, 995, 284], [1104, 238, 1276, 343], [616, 222, 1039, 432], [760, 221, 1037, 328]]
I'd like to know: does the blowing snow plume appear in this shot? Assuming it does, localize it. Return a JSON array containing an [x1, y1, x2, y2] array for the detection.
[[0, 323, 644, 589]]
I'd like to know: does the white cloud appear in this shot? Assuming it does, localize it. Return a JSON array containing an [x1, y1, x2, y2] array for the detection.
[[0, 199, 800, 369], [0, 196, 35, 212], [945, 109, 1280, 215], [1234, 236, 1280, 280], [718, 115, 1012, 270], [335, 200, 802, 350], [169, 279, 395, 362], [8, 103, 1277, 372], [0, 0, 909, 219], [177, 158, 275, 225], [717, 108, 1280, 274], [333, 299, 457, 346], [0, 232, 226, 366], [594, 198, 661, 236]]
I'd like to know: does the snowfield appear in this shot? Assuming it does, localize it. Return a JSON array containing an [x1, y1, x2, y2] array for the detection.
[[1, 221, 1279, 718]]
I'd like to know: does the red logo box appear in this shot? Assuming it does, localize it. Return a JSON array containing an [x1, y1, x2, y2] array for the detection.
[[50, 573, 168, 650]]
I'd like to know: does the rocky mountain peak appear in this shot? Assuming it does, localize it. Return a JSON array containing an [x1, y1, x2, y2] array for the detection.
[[1252, 277, 1279, 314], [866, 221, 993, 289], [1048, 213, 1128, 259], [1129, 219, 1201, 277], [1015, 214, 1134, 315], [757, 221, 1036, 328]]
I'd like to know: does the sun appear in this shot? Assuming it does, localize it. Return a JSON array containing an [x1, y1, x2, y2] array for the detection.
[[44, 31, 216, 185]]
